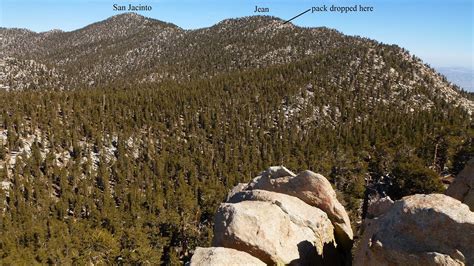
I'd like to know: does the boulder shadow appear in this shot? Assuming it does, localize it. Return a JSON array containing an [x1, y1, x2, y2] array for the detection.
[[289, 240, 349, 266]]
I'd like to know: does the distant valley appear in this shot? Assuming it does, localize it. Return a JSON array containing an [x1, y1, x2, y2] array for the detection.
[[437, 66, 474, 92]]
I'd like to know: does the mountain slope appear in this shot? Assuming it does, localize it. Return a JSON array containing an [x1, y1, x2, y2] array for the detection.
[[1, 14, 472, 113], [0, 13, 473, 265]]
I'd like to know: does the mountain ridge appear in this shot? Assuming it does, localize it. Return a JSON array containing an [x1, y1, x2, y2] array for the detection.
[[0, 13, 473, 114]]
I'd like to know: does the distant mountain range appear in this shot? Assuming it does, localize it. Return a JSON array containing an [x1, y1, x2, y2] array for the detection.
[[437, 67, 474, 92]]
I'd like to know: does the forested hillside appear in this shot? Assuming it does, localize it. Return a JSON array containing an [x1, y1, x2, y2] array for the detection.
[[0, 13, 472, 264]]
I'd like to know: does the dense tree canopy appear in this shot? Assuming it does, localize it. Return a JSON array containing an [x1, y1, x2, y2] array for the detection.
[[0, 42, 472, 264]]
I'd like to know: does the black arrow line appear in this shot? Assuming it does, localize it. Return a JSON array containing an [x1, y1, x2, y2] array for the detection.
[[283, 8, 311, 24]]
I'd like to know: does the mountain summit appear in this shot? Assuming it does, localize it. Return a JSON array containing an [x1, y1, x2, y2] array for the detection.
[[0, 13, 472, 113]]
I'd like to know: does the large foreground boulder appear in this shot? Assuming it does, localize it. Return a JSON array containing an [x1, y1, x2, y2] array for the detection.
[[446, 158, 474, 211], [189, 247, 265, 266], [247, 167, 353, 248], [354, 194, 474, 266], [213, 189, 337, 265]]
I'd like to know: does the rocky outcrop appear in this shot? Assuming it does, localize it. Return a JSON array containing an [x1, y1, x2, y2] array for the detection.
[[214, 189, 336, 265], [192, 166, 474, 265], [189, 247, 265, 266], [190, 166, 351, 265], [446, 158, 474, 211], [247, 167, 353, 248], [354, 194, 474, 266]]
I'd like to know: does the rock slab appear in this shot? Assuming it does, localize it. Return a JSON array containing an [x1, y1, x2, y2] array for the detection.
[[446, 158, 474, 211], [247, 168, 353, 248], [189, 247, 265, 266], [213, 189, 336, 265], [354, 194, 474, 266]]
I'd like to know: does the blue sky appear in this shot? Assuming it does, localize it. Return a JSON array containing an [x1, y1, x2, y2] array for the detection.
[[0, 0, 473, 69]]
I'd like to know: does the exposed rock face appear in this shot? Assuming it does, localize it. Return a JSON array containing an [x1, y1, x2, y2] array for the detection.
[[446, 158, 474, 211], [366, 196, 394, 219], [213, 189, 336, 265], [354, 194, 474, 266], [190, 166, 352, 265], [247, 167, 353, 248], [189, 247, 265, 266]]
